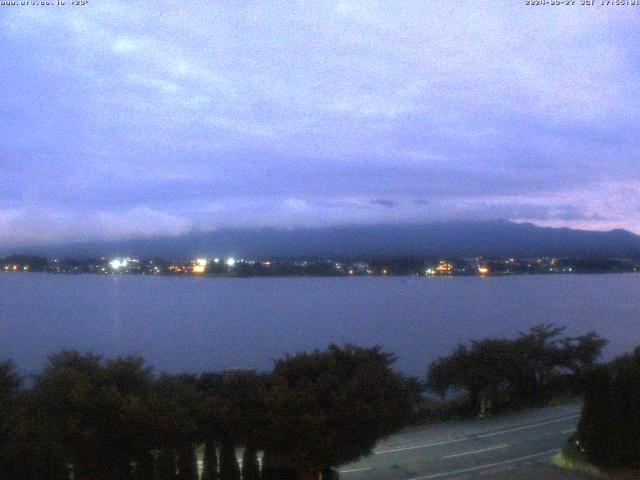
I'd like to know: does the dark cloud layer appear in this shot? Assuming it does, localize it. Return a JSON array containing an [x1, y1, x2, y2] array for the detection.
[[1, 1, 640, 245]]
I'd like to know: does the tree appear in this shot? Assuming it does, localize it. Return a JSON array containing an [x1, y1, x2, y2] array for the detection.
[[513, 325, 606, 404], [242, 445, 260, 480], [197, 377, 224, 480], [607, 347, 640, 467], [101, 356, 155, 480], [428, 325, 608, 415], [155, 448, 177, 479], [148, 374, 201, 480], [0, 360, 20, 400], [578, 366, 612, 465], [177, 444, 198, 480], [626, 347, 640, 467], [261, 344, 420, 479], [0, 360, 20, 438], [26, 351, 108, 480], [562, 332, 608, 375], [198, 370, 266, 480], [578, 347, 640, 468], [201, 442, 219, 480], [514, 324, 568, 404], [218, 441, 240, 480], [0, 360, 21, 480], [428, 340, 523, 416], [561, 331, 608, 390], [14, 352, 161, 480], [427, 345, 468, 399]]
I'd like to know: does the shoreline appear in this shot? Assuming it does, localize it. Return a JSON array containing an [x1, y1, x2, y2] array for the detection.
[[2, 270, 640, 279]]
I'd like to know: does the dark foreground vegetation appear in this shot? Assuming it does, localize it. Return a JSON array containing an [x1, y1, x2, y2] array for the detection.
[[1, 324, 636, 479], [577, 346, 640, 469], [427, 324, 607, 417], [0, 345, 420, 480]]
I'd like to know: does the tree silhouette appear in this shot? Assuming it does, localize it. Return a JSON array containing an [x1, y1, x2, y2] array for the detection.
[[201, 442, 219, 480], [2, 344, 419, 479], [0, 360, 21, 480], [428, 325, 607, 415], [149, 374, 201, 480], [578, 347, 640, 467], [242, 445, 260, 480], [218, 441, 240, 480], [578, 366, 612, 465], [261, 344, 420, 478]]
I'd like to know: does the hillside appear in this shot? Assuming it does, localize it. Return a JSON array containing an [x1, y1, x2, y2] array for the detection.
[[5, 220, 640, 260]]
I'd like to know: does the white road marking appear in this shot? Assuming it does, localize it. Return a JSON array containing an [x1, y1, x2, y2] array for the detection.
[[375, 437, 469, 454], [407, 448, 561, 479], [338, 467, 372, 474], [469, 414, 580, 441], [442, 443, 509, 459], [374, 414, 579, 455]]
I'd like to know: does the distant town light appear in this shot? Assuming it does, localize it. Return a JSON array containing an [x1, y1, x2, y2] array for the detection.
[[478, 266, 489, 275], [110, 259, 128, 270], [196, 258, 207, 267], [435, 261, 454, 274], [213, 258, 220, 263], [226, 257, 236, 267]]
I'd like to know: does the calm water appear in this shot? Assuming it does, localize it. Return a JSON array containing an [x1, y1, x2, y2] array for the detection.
[[1, 273, 639, 377]]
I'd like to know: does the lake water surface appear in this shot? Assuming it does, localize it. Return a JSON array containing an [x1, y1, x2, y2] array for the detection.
[[1, 273, 639, 377]]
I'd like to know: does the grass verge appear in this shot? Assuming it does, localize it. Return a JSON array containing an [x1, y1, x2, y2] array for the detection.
[[552, 446, 601, 477]]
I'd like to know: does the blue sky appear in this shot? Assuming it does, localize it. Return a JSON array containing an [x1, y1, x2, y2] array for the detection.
[[1, 1, 639, 246]]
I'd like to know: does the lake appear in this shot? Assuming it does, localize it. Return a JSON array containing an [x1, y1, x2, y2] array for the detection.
[[1, 273, 639, 378]]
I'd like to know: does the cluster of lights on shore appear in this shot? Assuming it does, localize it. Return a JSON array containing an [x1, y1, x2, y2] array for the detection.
[[423, 261, 489, 276], [95, 257, 493, 276], [191, 257, 235, 273], [4, 255, 632, 276], [109, 258, 128, 270], [3, 264, 29, 272], [108, 256, 238, 274], [192, 257, 237, 274], [104, 257, 491, 275]]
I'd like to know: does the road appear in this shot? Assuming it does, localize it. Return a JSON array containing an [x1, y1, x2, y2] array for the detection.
[[338, 403, 592, 480]]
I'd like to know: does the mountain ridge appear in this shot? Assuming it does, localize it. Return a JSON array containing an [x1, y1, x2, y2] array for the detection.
[[4, 220, 640, 260]]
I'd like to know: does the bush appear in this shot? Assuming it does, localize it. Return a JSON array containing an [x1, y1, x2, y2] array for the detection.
[[427, 324, 607, 416], [578, 347, 640, 468]]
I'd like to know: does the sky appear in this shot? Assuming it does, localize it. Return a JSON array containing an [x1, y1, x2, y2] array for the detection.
[[1, 1, 640, 246]]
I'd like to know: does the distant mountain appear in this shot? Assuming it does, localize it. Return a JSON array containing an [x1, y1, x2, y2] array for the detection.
[[5, 220, 640, 260]]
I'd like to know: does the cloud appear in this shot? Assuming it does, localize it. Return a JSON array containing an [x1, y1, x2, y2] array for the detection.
[[1, 1, 639, 245], [0, 206, 192, 247]]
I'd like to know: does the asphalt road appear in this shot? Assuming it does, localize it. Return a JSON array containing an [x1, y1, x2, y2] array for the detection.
[[338, 403, 592, 480]]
